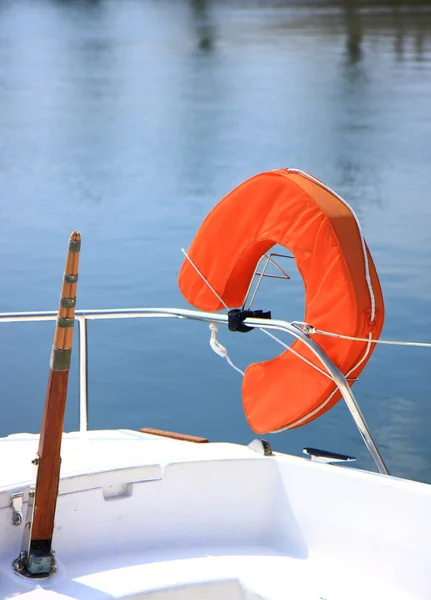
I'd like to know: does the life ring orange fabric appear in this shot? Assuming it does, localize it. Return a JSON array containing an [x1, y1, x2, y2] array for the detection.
[[178, 169, 384, 433]]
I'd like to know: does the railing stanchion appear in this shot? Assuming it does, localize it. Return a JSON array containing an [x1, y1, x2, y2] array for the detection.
[[78, 316, 88, 433]]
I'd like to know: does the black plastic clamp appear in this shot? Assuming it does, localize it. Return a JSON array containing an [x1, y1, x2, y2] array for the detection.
[[228, 308, 271, 333]]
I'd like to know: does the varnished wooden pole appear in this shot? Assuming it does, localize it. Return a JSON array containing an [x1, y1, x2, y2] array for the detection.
[[25, 231, 81, 574]]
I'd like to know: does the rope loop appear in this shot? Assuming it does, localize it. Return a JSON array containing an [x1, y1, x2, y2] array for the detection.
[[209, 322, 244, 376]]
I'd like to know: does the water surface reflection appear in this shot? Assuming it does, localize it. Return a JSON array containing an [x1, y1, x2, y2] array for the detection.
[[0, 0, 430, 483]]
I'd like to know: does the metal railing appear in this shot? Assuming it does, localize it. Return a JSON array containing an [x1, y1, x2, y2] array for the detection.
[[0, 307, 389, 475]]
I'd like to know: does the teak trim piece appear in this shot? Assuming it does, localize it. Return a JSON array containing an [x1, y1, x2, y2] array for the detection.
[[140, 428, 209, 443]]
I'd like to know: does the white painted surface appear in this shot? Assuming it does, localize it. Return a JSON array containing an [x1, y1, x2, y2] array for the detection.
[[0, 430, 430, 599]]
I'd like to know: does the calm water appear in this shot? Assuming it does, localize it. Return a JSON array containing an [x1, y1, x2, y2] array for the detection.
[[0, 0, 430, 483]]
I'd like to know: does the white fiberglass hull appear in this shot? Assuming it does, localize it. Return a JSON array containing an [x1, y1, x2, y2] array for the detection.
[[0, 429, 430, 599]]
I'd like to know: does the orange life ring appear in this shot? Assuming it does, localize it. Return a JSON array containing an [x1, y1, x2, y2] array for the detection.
[[178, 169, 384, 433]]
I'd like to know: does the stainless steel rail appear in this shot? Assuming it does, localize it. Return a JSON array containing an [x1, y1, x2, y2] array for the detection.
[[0, 307, 389, 475]]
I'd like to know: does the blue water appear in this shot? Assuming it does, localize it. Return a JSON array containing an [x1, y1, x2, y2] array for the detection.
[[0, 0, 430, 483]]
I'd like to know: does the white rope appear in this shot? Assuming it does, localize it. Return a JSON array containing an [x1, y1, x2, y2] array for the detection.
[[209, 322, 244, 376], [309, 327, 431, 349], [182, 249, 245, 375]]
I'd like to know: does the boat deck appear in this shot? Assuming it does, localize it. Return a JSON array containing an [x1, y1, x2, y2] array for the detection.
[[0, 430, 429, 599]]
